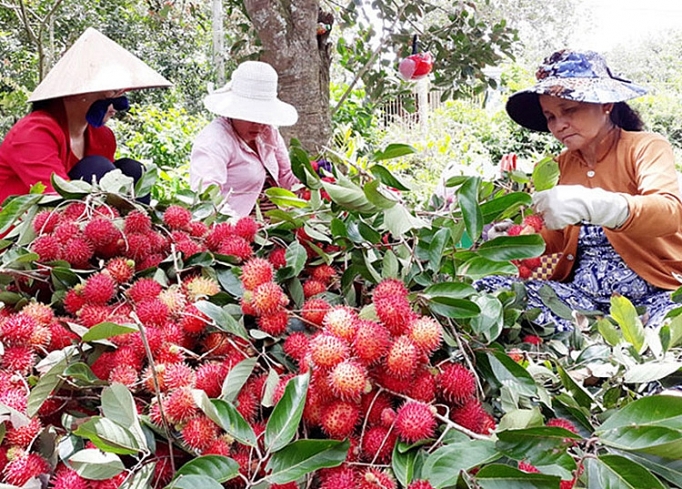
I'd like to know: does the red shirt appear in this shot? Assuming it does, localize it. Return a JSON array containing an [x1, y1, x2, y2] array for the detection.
[[0, 99, 116, 203]]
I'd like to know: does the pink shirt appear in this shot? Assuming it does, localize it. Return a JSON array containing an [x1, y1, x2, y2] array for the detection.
[[189, 117, 298, 216]]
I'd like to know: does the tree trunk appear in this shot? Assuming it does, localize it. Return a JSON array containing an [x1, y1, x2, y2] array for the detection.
[[243, 0, 332, 154]]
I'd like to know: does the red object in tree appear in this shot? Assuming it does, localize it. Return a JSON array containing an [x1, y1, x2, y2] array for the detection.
[[399, 35, 434, 81]]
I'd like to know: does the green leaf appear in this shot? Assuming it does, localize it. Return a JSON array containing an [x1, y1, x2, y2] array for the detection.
[[27, 350, 74, 417], [382, 250, 399, 279], [200, 397, 257, 447], [221, 358, 258, 403], [597, 318, 622, 346], [611, 449, 682, 487], [134, 164, 158, 199], [497, 408, 545, 432], [119, 462, 155, 489], [0, 194, 43, 234], [623, 362, 682, 383], [610, 295, 646, 352], [265, 373, 310, 452], [285, 240, 308, 276], [423, 440, 499, 488], [372, 143, 417, 161], [383, 204, 429, 236], [427, 227, 450, 271], [363, 180, 398, 210], [391, 443, 417, 487], [82, 322, 138, 342], [423, 282, 477, 300], [469, 295, 504, 343], [68, 448, 125, 480], [480, 192, 533, 222], [73, 417, 140, 455], [479, 351, 537, 399], [456, 177, 483, 241], [556, 363, 594, 410], [531, 156, 560, 191], [584, 454, 666, 489], [427, 297, 481, 319], [321, 179, 378, 213], [102, 383, 147, 450], [164, 474, 224, 489], [477, 235, 545, 261], [173, 455, 239, 483], [459, 257, 518, 279], [51, 173, 92, 198], [369, 164, 411, 191], [496, 427, 580, 467], [264, 187, 309, 208], [63, 363, 107, 385], [265, 439, 349, 484], [475, 464, 559, 489], [194, 301, 247, 339]]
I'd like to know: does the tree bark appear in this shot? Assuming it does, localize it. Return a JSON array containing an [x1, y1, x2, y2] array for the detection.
[[243, 0, 332, 154]]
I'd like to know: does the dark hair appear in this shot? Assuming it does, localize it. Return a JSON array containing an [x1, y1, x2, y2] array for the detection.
[[610, 102, 644, 132]]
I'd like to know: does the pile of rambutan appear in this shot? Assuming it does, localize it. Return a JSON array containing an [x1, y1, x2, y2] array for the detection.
[[507, 214, 545, 279]]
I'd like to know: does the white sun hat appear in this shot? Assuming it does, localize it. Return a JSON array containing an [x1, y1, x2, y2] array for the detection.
[[28, 27, 172, 103], [203, 61, 298, 127]]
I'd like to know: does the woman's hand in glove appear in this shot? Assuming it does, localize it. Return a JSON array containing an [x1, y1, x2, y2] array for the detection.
[[532, 185, 629, 230]]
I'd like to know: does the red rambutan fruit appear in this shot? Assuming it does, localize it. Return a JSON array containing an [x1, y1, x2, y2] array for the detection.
[[322, 306, 358, 341], [204, 222, 235, 251], [301, 298, 331, 328], [83, 272, 117, 305], [252, 282, 288, 316], [50, 464, 90, 489], [360, 425, 396, 463], [30, 234, 62, 262], [310, 264, 337, 285], [357, 468, 397, 489], [241, 258, 275, 291], [179, 304, 210, 334], [234, 216, 259, 242], [163, 205, 192, 230], [3, 450, 51, 486], [163, 387, 198, 424], [84, 217, 120, 247], [408, 481, 436, 489], [385, 336, 419, 378], [328, 360, 368, 400], [352, 319, 391, 365], [523, 334, 543, 345], [518, 460, 540, 473], [63, 236, 94, 267], [195, 363, 227, 399], [321, 400, 360, 439], [21, 302, 54, 326], [52, 221, 80, 244], [283, 332, 310, 363], [32, 210, 61, 234], [63, 289, 86, 315], [408, 316, 443, 354], [61, 202, 86, 220], [523, 214, 545, 232], [218, 235, 253, 262], [123, 210, 152, 234], [4, 418, 42, 449], [127, 278, 163, 303], [309, 333, 350, 368], [181, 415, 220, 451], [123, 232, 153, 261], [77, 304, 113, 328], [437, 363, 477, 406], [373, 278, 409, 301], [268, 247, 287, 269], [109, 364, 139, 388], [507, 224, 524, 236], [361, 391, 395, 426], [2, 346, 35, 375], [164, 362, 196, 391], [409, 367, 438, 403], [1, 314, 37, 346], [395, 401, 437, 443], [103, 257, 135, 284], [135, 298, 170, 327], [203, 436, 232, 456], [318, 466, 357, 489], [184, 276, 221, 302], [450, 397, 494, 435], [235, 389, 259, 423], [302, 279, 327, 298]]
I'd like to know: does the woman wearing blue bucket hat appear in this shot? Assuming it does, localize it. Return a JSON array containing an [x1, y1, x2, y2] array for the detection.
[[479, 49, 682, 332]]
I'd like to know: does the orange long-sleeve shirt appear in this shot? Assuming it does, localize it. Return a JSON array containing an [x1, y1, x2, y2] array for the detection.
[[540, 128, 682, 290]]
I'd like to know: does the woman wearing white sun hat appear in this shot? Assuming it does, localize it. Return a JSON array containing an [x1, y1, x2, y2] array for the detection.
[[0, 28, 171, 205], [190, 60, 300, 217]]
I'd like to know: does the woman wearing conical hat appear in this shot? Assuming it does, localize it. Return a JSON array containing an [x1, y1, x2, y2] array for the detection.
[[0, 28, 171, 204], [478, 49, 682, 331], [190, 60, 299, 217]]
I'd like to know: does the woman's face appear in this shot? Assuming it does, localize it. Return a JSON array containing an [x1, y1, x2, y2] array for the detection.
[[231, 119, 267, 144], [539, 95, 612, 152]]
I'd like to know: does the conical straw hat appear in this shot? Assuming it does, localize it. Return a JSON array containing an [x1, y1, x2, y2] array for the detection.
[[28, 27, 172, 102]]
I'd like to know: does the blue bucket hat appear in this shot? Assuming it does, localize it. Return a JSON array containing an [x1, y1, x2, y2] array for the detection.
[[506, 50, 648, 132]]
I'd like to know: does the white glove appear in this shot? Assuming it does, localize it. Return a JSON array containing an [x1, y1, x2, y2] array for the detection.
[[486, 219, 514, 240], [532, 185, 630, 230]]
